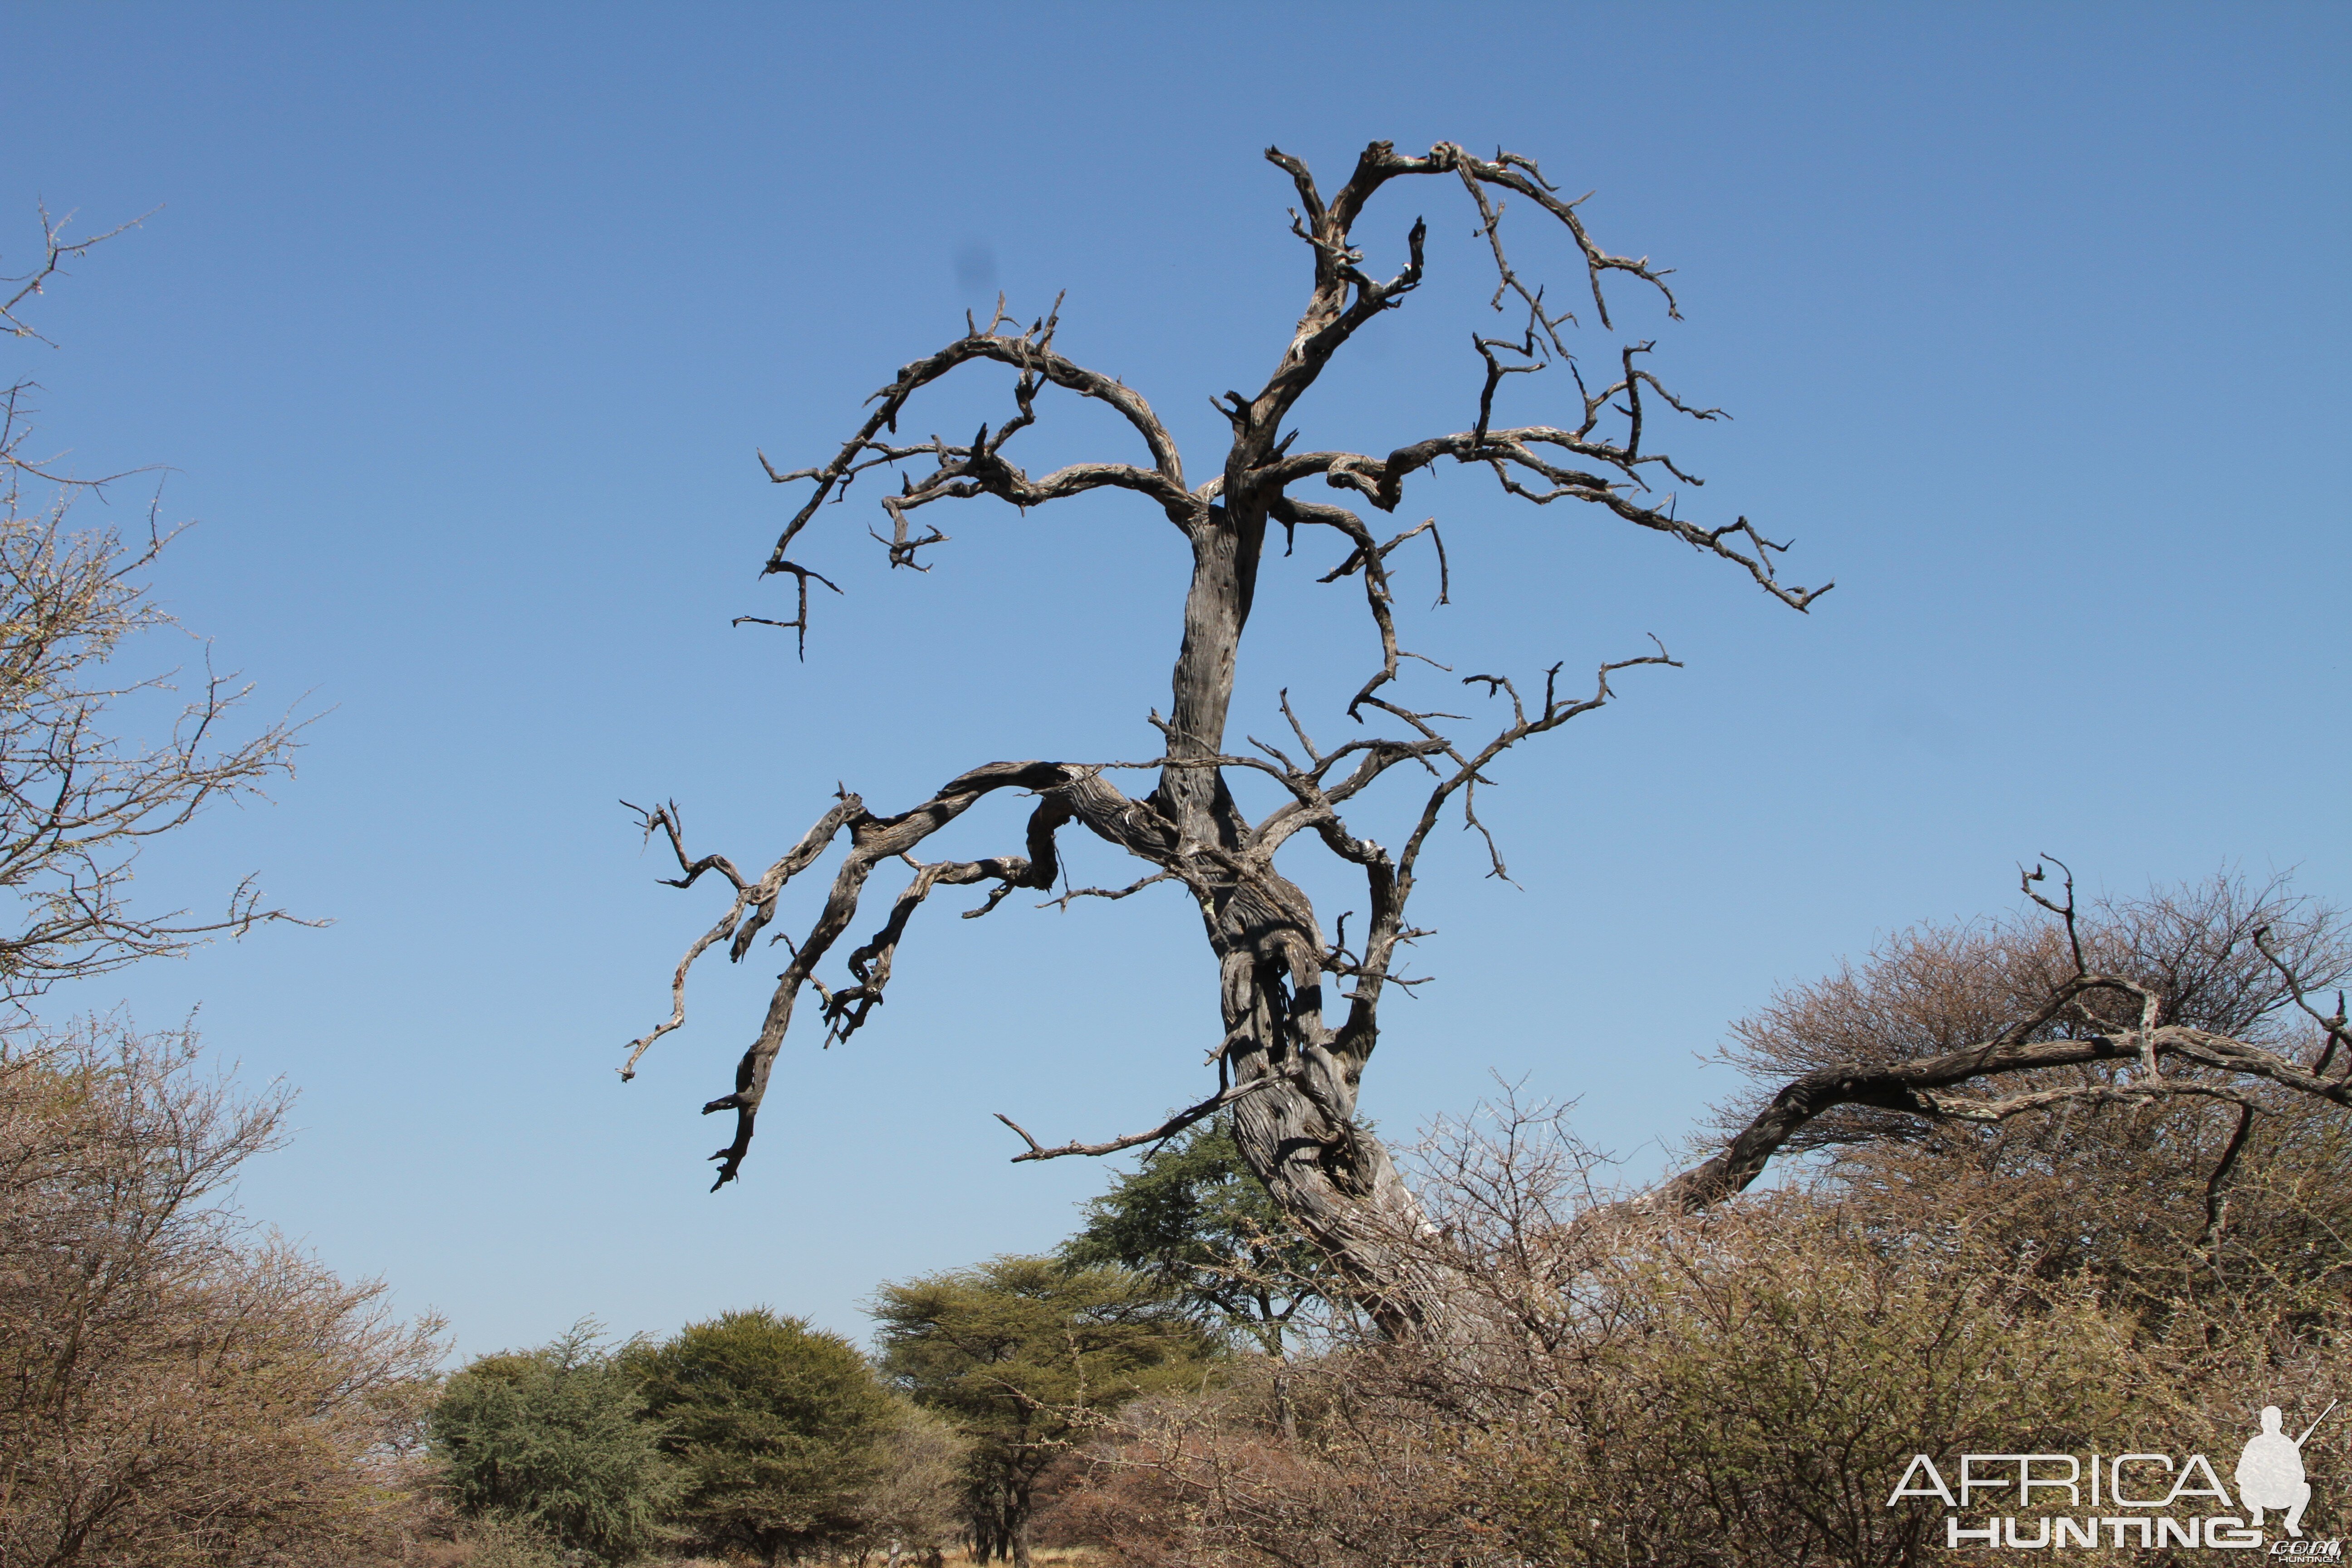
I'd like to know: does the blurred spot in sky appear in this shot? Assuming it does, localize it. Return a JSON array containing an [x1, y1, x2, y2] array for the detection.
[[954, 239, 997, 297]]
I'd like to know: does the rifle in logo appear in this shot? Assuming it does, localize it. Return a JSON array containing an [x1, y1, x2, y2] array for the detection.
[[2239, 1401, 2335, 1539]]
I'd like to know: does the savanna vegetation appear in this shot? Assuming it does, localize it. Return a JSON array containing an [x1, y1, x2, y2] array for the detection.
[[0, 210, 442, 1568], [404, 872, 2352, 1567], [9, 144, 2349, 1568], [1039, 877, 2352, 1568]]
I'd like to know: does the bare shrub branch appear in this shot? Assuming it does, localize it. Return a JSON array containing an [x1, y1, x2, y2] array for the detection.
[[0, 213, 306, 1007], [0, 1019, 446, 1568]]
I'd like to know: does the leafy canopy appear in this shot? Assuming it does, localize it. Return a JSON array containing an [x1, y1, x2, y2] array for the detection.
[[429, 1321, 676, 1564], [872, 1255, 1221, 1562], [1062, 1117, 1328, 1355], [628, 1308, 900, 1567]]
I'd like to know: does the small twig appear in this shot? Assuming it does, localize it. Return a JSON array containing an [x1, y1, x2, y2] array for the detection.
[[995, 1077, 1280, 1163], [1042, 870, 1176, 912], [2023, 855, 2087, 975]]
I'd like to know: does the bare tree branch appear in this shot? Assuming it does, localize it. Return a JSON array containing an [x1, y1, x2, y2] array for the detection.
[[2255, 920, 2352, 1075], [2200, 1100, 2259, 1260], [0, 210, 308, 1004], [993, 1076, 1280, 1164], [1657, 967, 2352, 1214], [2, 204, 154, 344]]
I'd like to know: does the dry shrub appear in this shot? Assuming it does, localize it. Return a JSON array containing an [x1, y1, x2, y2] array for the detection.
[[0, 1021, 446, 1568], [1048, 1077, 2352, 1567], [1711, 873, 2351, 1165], [836, 1402, 968, 1565], [1720, 877, 2352, 1346]]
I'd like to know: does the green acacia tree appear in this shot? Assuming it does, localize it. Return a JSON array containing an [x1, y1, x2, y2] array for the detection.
[[628, 1308, 899, 1567], [1062, 1117, 1330, 1357], [428, 1322, 677, 1564], [871, 1256, 1220, 1568]]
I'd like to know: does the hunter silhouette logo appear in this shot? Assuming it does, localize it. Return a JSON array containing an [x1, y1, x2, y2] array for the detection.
[[2239, 1402, 2333, 1539], [1884, 1401, 2338, 1551]]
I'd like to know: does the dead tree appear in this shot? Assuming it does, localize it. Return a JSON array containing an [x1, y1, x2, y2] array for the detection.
[[622, 141, 1829, 1323]]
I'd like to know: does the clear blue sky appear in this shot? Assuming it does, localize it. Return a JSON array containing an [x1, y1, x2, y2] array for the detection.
[[7, 2, 2346, 1359]]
